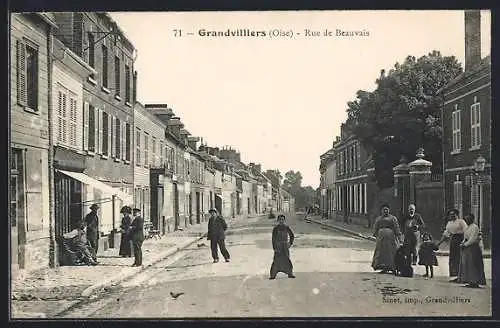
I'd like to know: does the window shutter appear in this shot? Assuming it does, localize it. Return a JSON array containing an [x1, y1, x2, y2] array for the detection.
[[121, 121, 126, 160], [98, 107, 103, 154], [83, 101, 89, 151], [107, 113, 112, 156], [16, 40, 27, 106], [111, 116, 115, 157], [62, 92, 67, 144], [57, 90, 63, 143]]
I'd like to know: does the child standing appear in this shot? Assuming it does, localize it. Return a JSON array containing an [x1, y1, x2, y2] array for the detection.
[[418, 231, 439, 278]]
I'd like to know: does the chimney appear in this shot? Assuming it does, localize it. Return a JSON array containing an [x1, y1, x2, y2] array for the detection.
[[465, 10, 481, 72]]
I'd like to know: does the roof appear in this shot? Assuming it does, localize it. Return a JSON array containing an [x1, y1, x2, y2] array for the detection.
[[438, 56, 491, 95]]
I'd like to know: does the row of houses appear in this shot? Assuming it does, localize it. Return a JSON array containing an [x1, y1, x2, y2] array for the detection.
[[10, 12, 293, 275], [318, 10, 491, 247]]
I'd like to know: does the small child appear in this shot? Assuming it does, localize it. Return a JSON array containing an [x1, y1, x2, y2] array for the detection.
[[418, 231, 439, 278]]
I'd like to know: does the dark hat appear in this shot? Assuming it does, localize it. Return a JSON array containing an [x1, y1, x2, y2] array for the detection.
[[208, 208, 218, 214], [132, 208, 141, 213], [277, 214, 286, 221], [120, 206, 132, 214], [380, 203, 390, 209], [90, 203, 99, 210], [447, 208, 459, 216]]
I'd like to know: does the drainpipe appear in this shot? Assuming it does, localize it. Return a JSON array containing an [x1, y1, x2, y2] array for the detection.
[[47, 25, 56, 268]]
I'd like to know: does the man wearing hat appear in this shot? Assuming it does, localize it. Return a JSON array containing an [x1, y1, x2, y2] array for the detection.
[[207, 208, 230, 263], [84, 203, 100, 262], [130, 208, 145, 266]]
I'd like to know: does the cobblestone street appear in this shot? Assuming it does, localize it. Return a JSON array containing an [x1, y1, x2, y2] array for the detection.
[[54, 213, 491, 318]]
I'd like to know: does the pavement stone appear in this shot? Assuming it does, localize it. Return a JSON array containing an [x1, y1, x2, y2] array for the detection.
[[304, 215, 491, 258]]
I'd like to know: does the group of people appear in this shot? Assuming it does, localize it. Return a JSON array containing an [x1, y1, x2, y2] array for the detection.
[[371, 203, 487, 288], [207, 208, 296, 279], [62, 203, 146, 267]]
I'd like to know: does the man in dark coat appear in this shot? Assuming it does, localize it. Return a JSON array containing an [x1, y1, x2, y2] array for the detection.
[[130, 208, 145, 267], [207, 209, 230, 263], [84, 204, 100, 262], [270, 214, 295, 279], [402, 204, 426, 265]]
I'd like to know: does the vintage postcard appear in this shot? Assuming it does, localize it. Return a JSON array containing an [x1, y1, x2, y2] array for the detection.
[[9, 10, 491, 319]]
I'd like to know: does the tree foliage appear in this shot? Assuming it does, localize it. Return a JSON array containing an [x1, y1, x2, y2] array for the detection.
[[345, 51, 462, 188], [264, 169, 282, 186]]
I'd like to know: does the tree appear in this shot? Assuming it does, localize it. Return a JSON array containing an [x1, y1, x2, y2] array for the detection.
[[345, 51, 462, 188], [264, 169, 282, 187], [282, 170, 303, 194]]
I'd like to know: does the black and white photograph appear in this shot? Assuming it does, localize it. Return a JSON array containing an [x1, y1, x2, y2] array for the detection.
[[9, 9, 492, 318]]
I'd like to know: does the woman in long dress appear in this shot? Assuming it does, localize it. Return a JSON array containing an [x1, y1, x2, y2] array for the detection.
[[371, 203, 402, 274], [270, 215, 296, 279], [458, 213, 486, 288], [437, 209, 467, 282], [119, 206, 133, 257]]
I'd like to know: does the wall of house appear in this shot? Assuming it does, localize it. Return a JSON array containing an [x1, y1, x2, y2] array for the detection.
[[11, 14, 52, 273]]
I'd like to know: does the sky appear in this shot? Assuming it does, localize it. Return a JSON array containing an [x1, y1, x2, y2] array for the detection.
[[109, 10, 491, 188]]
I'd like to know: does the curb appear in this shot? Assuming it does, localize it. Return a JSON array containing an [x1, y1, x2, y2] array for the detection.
[[11, 311, 47, 319], [304, 218, 491, 259], [80, 233, 206, 297]]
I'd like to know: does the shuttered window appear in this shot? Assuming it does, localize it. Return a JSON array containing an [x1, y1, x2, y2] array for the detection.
[[102, 45, 108, 88], [452, 105, 461, 152], [88, 104, 96, 152], [144, 133, 149, 166], [136, 128, 141, 165], [470, 99, 481, 148], [114, 56, 121, 96], [17, 40, 39, 111], [125, 64, 131, 103], [115, 118, 121, 158], [121, 121, 126, 161], [56, 87, 77, 148], [57, 90, 67, 144], [102, 111, 109, 156], [159, 141, 164, 166], [125, 123, 131, 161], [453, 181, 463, 219], [152, 137, 157, 166], [69, 97, 77, 146]]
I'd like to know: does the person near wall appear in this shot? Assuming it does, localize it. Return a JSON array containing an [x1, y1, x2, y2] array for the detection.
[[207, 208, 230, 263], [130, 208, 145, 267], [119, 206, 133, 257], [62, 222, 98, 266], [457, 213, 486, 288], [270, 214, 296, 279], [402, 204, 426, 265], [84, 203, 100, 262], [371, 203, 402, 274], [437, 209, 467, 282]]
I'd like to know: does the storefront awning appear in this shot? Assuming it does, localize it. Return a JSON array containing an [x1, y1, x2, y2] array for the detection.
[[58, 170, 133, 204]]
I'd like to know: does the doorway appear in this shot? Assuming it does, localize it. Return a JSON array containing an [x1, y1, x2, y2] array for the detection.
[[173, 183, 180, 230], [196, 192, 201, 224]]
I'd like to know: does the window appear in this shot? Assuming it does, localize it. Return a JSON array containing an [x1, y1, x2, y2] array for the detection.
[[56, 87, 78, 147], [88, 104, 96, 152], [453, 181, 463, 219], [102, 45, 108, 88], [125, 65, 131, 103], [114, 56, 121, 96], [17, 40, 39, 111], [152, 137, 157, 166], [10, 149, 21, 227], [133, 71, 137, 103], [115, 118, 121, 158], [125, 123, 131, 161], [452, 105, 461, 152], [144, 133, 149, 166], [136, 129, 141, 165], [159, 141, 164, 165], [87, 33, 95, 68], [470, 100, 481, 148], [102, 112, 109, 155]]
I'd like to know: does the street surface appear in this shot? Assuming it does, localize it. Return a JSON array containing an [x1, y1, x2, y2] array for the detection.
[[59, 213, 491, 318]]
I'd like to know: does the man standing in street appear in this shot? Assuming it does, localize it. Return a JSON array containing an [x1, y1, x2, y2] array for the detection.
[[403, 204, 426, 265], [270, 214, 296, 279], [130, 208, 145, 267], [84, 203, 100, 263], [207, 209, 230, 263]]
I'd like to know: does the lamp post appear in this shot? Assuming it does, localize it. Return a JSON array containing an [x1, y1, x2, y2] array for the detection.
[[472, 155, 487, 247]]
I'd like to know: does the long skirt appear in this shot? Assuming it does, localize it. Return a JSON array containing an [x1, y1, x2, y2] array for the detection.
[[458, 243, 486, 285], [119, 234, 132, 257], [449, 233, 464, 277], [270, 245, 293, 277], [372, 228, 398, 271]]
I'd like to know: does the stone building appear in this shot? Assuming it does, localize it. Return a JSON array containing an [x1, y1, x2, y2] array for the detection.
[[319, 140, 337, 219]]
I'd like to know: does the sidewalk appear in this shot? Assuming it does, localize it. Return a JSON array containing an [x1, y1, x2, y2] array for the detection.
[[304, 215, 491, 258], [11, 214, 265, 318]]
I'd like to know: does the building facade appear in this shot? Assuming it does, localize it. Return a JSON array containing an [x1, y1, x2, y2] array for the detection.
[[10, 13, 58, 273], [440, 10, 491, 248], [319, 143, 337, 219]]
